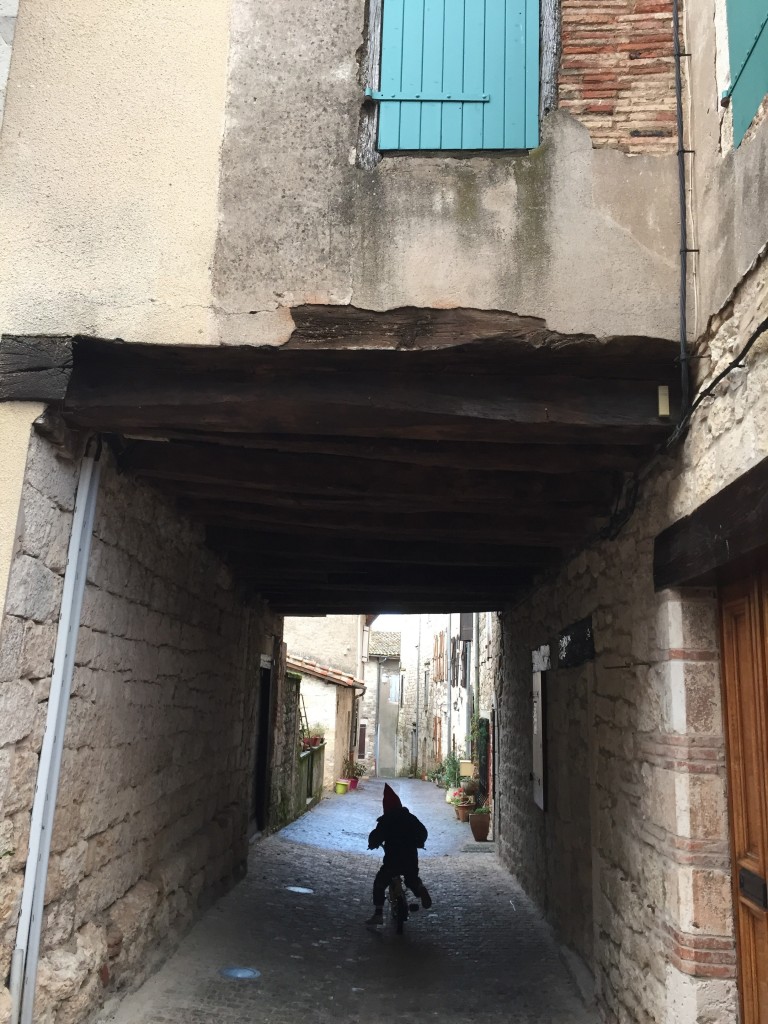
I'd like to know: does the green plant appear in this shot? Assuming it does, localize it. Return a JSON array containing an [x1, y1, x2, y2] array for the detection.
[[443, 751, 461, 789], [472, 803, 491, 814], [342, 756, 367, 779], [308, 722, 325, 739]]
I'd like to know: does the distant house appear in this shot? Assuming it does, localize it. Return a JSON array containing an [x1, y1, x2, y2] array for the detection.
[[287, 656, 365, 790], [360, 631, 401, 778]]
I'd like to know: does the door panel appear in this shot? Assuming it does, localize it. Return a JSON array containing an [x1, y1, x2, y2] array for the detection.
[[721, 576, 768, 1024]]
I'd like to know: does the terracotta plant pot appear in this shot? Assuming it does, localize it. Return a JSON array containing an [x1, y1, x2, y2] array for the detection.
[[456, 804, 472, 822], [469, 812, 490, 841]]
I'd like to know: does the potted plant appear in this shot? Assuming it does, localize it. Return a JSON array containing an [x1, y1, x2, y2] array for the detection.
[[451, 793, 474, 822], [343, 757, 366, 789], [469, 803, 491, 841], [308, 723, 325, 747]]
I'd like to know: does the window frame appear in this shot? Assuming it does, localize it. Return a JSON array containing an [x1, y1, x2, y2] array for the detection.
[[361, 0, 543, 157]]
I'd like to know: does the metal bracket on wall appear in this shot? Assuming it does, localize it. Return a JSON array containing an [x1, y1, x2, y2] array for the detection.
[[364, 87, 489, 102]]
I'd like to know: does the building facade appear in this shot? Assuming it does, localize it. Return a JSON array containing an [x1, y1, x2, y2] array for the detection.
[[0, 0, 766, 1022]]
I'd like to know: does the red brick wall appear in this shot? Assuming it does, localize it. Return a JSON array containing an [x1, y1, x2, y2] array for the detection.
[[559, 0, 678, 153]]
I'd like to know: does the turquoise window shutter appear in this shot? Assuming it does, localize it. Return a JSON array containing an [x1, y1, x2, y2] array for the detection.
[[724, 0, 768, 145], [371, 0, 540, 151]]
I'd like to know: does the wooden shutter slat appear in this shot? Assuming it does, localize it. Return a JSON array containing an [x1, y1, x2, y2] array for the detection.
[[379, 0, 406, 148], [523, 0, 540, 145], [399, 0, 427, 147], [421, 0, 447, 149], [442, 0, 466, 148]]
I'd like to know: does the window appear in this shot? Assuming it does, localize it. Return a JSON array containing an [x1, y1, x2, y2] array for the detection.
[[423, 667, 430, 708], [358, 721, 367, 759], [367, 0, 539, 151], [723, 0, 768, 144]]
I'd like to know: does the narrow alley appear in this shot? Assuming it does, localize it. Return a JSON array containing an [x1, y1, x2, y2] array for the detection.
[[96, 781, 594, 1024]]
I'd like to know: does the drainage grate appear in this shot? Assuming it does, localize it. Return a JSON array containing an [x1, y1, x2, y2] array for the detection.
[[219, 967, 261, 980]]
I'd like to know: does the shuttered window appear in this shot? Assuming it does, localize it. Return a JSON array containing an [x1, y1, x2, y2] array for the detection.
[[369, 0, 539, 151], [724, 0, 768, 145]]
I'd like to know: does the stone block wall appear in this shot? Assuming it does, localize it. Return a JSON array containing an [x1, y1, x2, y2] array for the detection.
[[0, 432, 281, 1023], [559, 0, 677, 152], [497, 529, 736, 1024], [269, 666, 301, 831], [495, 253, 768, 1024], [283, 615, 364, 679]]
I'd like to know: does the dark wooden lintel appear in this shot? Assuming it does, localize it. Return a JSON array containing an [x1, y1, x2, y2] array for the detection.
[[654, 455, 768, 589], [0, 336, 73, 401]]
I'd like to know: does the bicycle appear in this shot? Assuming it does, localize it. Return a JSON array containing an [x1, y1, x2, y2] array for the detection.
[[387, 875, 420, 935]]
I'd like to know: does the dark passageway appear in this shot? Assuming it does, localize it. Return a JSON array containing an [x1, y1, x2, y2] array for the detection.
[[97, 781, 595, 1024]]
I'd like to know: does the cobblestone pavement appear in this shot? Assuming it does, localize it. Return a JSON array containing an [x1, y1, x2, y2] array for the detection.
[[98, 780, 596, 1024]]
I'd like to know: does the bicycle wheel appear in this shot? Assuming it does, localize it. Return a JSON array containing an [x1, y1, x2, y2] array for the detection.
[[389, 878, 408, 935], [394, 893, 407, 934]]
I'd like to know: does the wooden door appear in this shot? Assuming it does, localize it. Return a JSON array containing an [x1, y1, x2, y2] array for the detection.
[[721, 575, 768, 1023]]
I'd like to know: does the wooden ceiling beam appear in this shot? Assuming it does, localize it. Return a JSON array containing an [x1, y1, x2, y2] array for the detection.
[[119, 440, 620, 506], [206, 527, 562, 566], [117, 433, 647, 474], [235, 565, 532, 587], [58, 339, 678, 446], [262, 593, 516, 614], [181, 499, 597, 545]]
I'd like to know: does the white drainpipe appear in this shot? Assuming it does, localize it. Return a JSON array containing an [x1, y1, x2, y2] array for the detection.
[[10, 449, 101, 1024]]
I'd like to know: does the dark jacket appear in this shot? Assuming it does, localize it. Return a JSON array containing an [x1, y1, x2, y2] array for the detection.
[[368, 807, 428, 869]]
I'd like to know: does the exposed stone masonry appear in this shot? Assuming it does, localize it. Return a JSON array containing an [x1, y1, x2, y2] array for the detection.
[[493, 256, 768, 1024], [559, 0, 678, 153], [0, 432, 281, 1023]]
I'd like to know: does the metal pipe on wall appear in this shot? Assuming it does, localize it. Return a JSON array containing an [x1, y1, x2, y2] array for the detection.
[[374, 658, 381, 775], [11, 448, 102, 1024], [414, 615, 422, 776], [446, 615, 452, 754]]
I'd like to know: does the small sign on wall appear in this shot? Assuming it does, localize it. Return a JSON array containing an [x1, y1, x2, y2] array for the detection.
[[532, 669, 546, 811]]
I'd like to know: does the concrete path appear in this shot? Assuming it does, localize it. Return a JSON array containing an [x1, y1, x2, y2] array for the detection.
[[97, 780, 596, 1024]]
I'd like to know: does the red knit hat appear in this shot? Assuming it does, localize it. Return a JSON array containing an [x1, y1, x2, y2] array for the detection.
[[382, 783, 402, 813]]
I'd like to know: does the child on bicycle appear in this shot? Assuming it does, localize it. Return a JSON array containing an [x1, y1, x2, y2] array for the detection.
[[366, 783, 432, 927]]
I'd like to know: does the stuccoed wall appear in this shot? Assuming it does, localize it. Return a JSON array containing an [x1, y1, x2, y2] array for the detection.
[[299, 677, 356, 788], [0, 434, 281, 1023], [0, 1, 678, 348], [0, 403, 43, 624], [0, 0, 231, 346], [497, 253, 768, 1024], [214, 94, 679, 342], [396, 616, 423, 776]]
